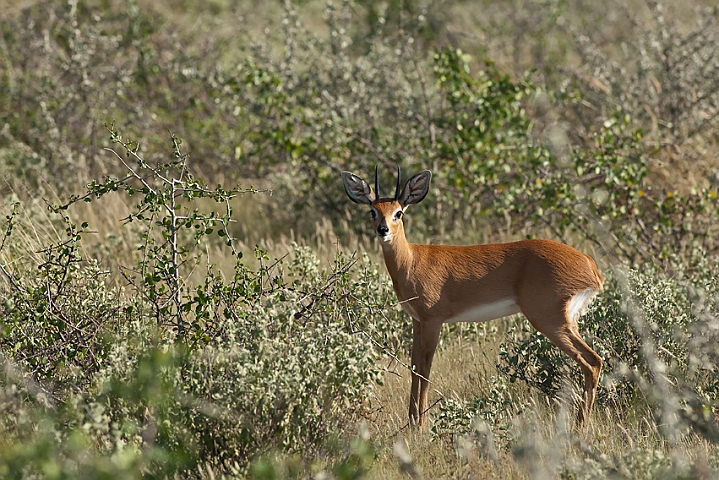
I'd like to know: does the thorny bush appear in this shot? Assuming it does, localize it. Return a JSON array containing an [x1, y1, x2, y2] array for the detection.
[[0, 130, 406, 476]]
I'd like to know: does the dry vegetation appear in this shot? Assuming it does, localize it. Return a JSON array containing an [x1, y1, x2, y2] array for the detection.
[[2, 0, 719, 478]]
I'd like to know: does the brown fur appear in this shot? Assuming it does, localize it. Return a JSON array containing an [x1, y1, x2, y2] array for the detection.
[[343, 170, 604, 429]]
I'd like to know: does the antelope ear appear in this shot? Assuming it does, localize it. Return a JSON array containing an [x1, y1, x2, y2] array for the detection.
[[398, 170, 431, 207], [341, 171, 376, 205]]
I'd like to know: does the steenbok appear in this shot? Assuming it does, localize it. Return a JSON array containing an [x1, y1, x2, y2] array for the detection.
[[342, 167, 604, 428]]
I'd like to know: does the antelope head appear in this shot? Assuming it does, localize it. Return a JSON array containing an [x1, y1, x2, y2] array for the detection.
[[341, 166, 431, 244]]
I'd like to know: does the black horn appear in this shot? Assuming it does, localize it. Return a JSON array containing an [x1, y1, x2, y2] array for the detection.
[[374, 165, 380, 199], [394, 166, 401, 200]]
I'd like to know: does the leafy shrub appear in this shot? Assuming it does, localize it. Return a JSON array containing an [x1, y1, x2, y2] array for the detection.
[[4, 0, 719, 267], [0, 233, 391, 477], [0, 209, 122, 394], [0, 130, 408, 476], [431, 375, 528, 447], [498, 263, 719, 422], [0, 0, 247, 188], [179, 247, 386, 464], [77, 246, 386, 472], [232, 10, 719, 266], [0, 344, 176, 479], [5, 0, 719, 477]]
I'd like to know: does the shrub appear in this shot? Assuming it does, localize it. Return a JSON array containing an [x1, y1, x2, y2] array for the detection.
[[4, 0, 719, 267], [431, 375, 527, 447], [498, 261, 719, 437], [4, 0, 719, 476], [0, 206, 123, 394], [0, 130, 407, 475], [0, 0, 246, 188]]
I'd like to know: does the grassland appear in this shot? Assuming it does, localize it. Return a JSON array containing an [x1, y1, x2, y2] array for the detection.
[[2, 0, 719, 478]]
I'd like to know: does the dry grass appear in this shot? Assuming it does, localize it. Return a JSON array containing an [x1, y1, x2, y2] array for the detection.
[[0, 185, 379, 301], [353, 314, 718, 479], [2, 0, 719, 477], [3, 179, 718, 478], [3, 169, 715, 478], [360, 324, 537, 479]]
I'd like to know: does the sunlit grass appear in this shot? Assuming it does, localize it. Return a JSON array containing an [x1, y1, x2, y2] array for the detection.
[[360, 325, 718, 478], [3, 0, 719, 476]]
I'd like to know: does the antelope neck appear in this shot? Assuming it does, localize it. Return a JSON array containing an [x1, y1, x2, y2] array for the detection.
[[379, 224, 414, 277]]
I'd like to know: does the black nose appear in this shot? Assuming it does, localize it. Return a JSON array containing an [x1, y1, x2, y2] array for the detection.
[[377, 225, 389, 236]]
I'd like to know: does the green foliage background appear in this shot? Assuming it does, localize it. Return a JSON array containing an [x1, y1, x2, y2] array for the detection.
[[3, 0, 719, 478]]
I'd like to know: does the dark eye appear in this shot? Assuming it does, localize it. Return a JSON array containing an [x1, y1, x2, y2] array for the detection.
[[370, 210, 377, 219], [394, 210, 403, 221]]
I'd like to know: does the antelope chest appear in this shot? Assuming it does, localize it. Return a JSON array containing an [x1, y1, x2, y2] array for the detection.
[[399, 297, 421, 320], [392, 279, 421, 320]]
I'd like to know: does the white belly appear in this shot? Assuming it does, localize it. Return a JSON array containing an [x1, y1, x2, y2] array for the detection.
[[445, 298, 521, 324]]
